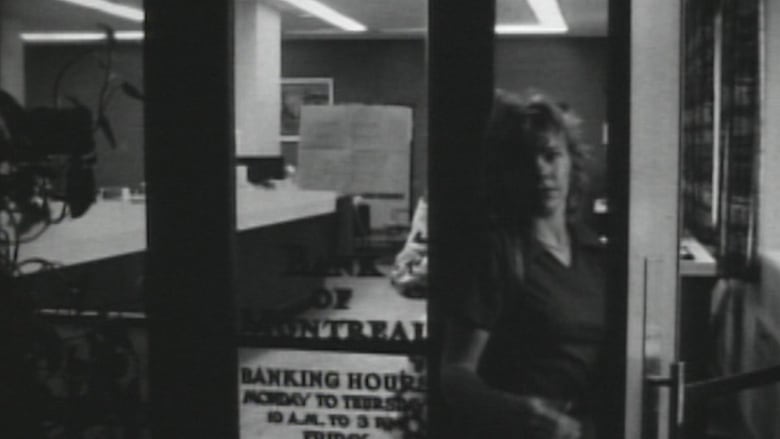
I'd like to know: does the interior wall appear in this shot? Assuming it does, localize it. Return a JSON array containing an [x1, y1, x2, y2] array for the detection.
[[24, 37, 608, 202], [750, 1, 780, 435], [757, 0, 780, 367], [762, 0, 780, 254]]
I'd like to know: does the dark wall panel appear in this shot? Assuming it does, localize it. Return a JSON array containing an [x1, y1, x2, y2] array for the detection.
[[25, 38, 607, 202], [496, 38, 607, 147], [495, 38, 608, 199]]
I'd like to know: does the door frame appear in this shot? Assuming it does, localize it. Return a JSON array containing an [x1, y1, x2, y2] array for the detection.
[[144, 2, 238, 438], [624, 0, 684, 438]]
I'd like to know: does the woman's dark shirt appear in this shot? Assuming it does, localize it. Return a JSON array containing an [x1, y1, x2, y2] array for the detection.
[[454, 222, 608, 412]]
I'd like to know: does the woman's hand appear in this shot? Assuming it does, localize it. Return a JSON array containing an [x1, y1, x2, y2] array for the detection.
[[521, 397, 582, 439], [441, 322, 583, 439], [390, 242, 428, 290]]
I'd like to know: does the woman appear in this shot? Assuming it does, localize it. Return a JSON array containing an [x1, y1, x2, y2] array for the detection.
[[440, 91, 607, 439]]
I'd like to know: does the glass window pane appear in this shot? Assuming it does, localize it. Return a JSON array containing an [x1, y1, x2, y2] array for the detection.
[[233, 2, 428, 438], [432, 2, 615, 438]]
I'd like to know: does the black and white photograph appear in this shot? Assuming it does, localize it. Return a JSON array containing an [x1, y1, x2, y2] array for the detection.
[[2, 1, 780, 439], [281, 77, 333, 141]]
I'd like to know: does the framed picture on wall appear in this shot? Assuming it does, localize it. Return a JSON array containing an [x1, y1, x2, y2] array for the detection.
[[281, 77, 334, 141]]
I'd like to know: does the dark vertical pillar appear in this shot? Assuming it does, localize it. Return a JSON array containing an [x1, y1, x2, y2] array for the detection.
[[144, 2, 237, 438], [427, 1, 495, 438], [605, 0, 631, 438]]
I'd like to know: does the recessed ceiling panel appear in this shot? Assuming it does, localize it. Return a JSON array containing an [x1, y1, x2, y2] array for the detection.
[[497, 0, 538, 26], [270, 0, 426, 35]]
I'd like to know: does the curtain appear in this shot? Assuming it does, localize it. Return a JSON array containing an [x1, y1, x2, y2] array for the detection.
[[717, 0, 761, 277], [682, 0, 761, 278], [682, 0, 717, 244]]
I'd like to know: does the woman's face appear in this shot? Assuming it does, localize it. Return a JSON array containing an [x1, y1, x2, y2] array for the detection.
[[531, 132, 571, 217]]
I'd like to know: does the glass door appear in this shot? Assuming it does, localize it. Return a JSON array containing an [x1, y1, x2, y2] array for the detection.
[[430, 1, 625, 439], [232, 2, 429, 438]]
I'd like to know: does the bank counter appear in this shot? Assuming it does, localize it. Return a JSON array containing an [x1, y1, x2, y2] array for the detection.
[[18, 186, 339, 274], [17, 186, 341, 314]]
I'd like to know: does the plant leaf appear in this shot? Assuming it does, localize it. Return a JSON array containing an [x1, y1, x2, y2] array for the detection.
[[96, 114, 117, 149], [120, 82, 145, 101]]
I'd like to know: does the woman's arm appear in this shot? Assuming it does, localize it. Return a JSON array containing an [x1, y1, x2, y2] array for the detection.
[[390, 197, 428, 292], [440, 320, 582, 439]]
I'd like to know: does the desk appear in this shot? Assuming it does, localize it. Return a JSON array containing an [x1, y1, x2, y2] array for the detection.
[[645, 236, 718, 378], [680, 236, 718, 277], [17, 187, 338, 273], [678, 234, 719, 434]]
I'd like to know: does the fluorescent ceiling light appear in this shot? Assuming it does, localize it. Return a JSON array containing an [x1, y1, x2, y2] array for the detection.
[[495, 24, 567, 34], [279, 0, 367, 32], [55, 0, 144, 22], [496, 0, 568, 35], [21, 31, 144, 43]]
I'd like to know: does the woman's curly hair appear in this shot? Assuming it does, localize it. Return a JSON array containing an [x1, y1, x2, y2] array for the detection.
[[482, 89, 591, 228]]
